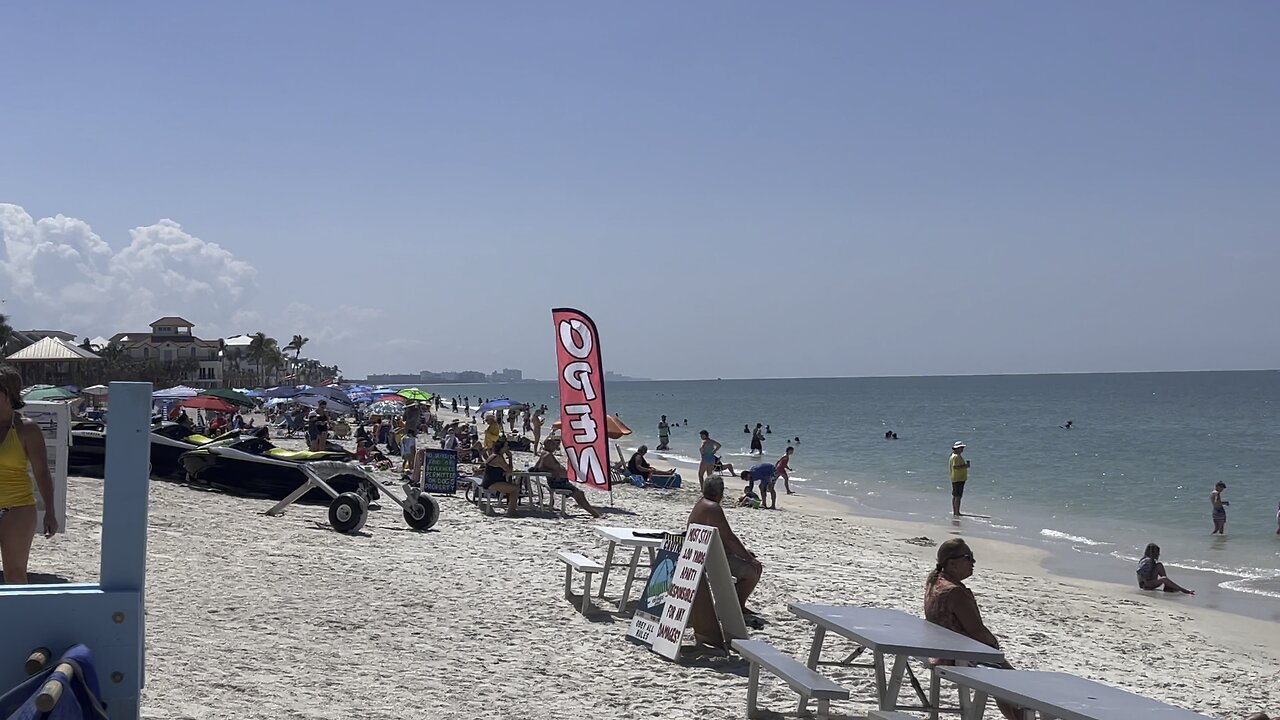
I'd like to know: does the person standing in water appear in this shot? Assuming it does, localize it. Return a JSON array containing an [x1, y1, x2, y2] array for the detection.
[[657, 415, 670, 450], [750, 423, 765, 455], [1210, 481, 1229, 534], [698, 430, 721, 489], [949, 442, 970, 517]]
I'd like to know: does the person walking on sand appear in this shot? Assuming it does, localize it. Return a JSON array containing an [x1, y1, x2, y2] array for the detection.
[[1136, 543, 1194, 594], [774, 446, 796, 494], [949, 442, 970, 517], [657, 415, 670, 450], [1210, 481, 1229, 534], [698, 430, 721, 488], [530, 406, 545, 449]]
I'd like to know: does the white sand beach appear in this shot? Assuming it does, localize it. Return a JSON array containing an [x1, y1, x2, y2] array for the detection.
[[26, 421, 1280, 720]]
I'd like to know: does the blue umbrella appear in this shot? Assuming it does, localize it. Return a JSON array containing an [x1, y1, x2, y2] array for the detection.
[[477, 398, 525, 413], [262, 386, 301, 399]]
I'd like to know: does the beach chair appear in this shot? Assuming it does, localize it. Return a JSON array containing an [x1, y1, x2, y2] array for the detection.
[[0, 383, 151, 720]]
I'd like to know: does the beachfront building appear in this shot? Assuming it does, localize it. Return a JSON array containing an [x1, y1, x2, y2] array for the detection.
[[110, 317, 224, 388], [4, 335, 101, 386], [488, 368, 523, 382]]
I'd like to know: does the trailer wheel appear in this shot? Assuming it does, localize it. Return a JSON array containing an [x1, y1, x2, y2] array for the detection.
[[403, 494, 439, 531], [329, 492, 368, 534]]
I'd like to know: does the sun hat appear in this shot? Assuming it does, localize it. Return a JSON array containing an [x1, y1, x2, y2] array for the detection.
[[952, 441, 966, 450]]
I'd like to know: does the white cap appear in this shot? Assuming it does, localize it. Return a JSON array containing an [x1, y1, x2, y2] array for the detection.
[[952, 441, 966, 450]]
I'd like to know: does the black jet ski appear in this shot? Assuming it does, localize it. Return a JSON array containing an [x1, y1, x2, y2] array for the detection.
[[150, 421, 241, 479], [69, 420, 108, 476], [178, 435, 373, 503]]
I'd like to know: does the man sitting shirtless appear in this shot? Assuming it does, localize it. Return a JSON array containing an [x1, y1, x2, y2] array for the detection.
[[688, 476, 762, 617]]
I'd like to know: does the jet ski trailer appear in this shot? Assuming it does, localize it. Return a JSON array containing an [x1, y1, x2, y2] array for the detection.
[[265, 460, 440, 534]]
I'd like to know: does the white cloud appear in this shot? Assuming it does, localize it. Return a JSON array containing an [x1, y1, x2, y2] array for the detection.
[[0, 205, 381, 367]]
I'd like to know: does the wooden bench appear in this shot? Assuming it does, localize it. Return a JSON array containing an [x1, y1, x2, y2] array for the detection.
[[556, 551, 604, 613], [732, 639, 849, 720]]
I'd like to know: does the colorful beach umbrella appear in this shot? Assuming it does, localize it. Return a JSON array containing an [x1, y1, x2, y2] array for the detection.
[[198, 388, 256, 408], [179, 396, 236, 413], [368, 400, 406, 416], [376, 394, 408, 403], [397, 388, 432, 401]]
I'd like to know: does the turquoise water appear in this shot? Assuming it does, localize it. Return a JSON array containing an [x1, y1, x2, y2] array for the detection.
[[433, 371, 1280, 607]]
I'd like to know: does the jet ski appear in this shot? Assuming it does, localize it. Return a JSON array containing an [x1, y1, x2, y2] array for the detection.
[[150, 421, 241, 479], [69, 420, 108, 476], [178, 435, 374, 503]]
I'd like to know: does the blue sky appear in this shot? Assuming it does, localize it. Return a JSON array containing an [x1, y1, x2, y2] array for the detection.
[[2, 2, 1278, 379]]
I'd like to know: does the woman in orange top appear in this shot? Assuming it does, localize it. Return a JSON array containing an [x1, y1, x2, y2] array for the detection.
[[0, 365, 59, 584]]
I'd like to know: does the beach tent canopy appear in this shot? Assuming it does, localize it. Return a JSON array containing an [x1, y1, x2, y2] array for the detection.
[[198, 388, 256, 408], [153, 385, 200, 399], [551, 414, 632, 440], [5, 336, 100, 362], [22, 386, 78, 402]]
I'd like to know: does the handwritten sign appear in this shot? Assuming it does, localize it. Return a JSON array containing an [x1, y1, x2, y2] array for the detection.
[[651, 524, 717, 659], [627, 532, 684, 647], [417, 448, 458, 494]]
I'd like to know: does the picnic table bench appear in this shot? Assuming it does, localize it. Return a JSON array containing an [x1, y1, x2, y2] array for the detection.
[[732, 639, 849, 719], [937, 667, 1217, 720]]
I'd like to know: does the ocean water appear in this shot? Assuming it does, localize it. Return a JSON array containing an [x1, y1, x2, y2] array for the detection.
[[436, 371, 1280, 611]]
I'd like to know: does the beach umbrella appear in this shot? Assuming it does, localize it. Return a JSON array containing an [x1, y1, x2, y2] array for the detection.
[[477, 398, 524, 413], [397, 388, 432, 402], [81, 385, 111, 397], [179, 396, 236, 413], [241, 388, 266, 398], [198, 388, 256, 408], [153, 385, 200, 399], [368, 400, 406, 416], [298, 385, 352, 405], [551, 414, 632, 440], [263, 397, 291, 408], [23, 387, 78, 402], [375, 394, 409, 403], [262, 386, 301, 399], [293, 393, 354, 415]]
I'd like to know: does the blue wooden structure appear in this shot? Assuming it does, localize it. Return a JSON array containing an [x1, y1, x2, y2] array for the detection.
[[0, 382, 151, 719]]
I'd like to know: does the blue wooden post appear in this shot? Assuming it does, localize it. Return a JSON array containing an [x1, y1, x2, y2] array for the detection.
[[0, 381, 151, 719]]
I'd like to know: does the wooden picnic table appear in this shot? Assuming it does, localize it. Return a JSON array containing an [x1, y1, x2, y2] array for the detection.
[[937, 667, 1217, 720], [790, 603, 1006, 717]]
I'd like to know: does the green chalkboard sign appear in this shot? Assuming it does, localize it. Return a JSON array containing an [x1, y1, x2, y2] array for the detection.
[[421, 448, 458, 494]]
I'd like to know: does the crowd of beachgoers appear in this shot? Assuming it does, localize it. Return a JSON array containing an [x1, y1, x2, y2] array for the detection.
[[4, 368, 1277, 718]]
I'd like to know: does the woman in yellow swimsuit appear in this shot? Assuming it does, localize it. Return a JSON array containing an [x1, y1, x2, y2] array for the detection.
[[0, 365, 59, 584]]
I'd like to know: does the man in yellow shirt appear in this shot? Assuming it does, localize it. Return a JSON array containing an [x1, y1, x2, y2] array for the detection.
[[949, 441, 970, 517]]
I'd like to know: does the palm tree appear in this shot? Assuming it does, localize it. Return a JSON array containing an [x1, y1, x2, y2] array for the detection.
[[285, 334, 309, 360], [264, 348, 288, 386], [247, 332, 279, 386]]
